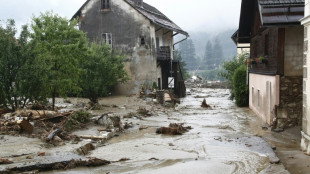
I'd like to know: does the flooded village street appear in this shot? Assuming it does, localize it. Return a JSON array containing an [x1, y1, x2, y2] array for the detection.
[[48, 87, 291, 174]]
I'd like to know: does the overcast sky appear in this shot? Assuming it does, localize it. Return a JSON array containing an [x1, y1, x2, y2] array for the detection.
[[0, 0, 241, 33]]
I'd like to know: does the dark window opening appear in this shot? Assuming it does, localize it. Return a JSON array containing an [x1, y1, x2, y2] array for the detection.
[[141, 37, 145, 45], [101, 0, 111, 10], [102, 33, 112, 47], [156, 37, 159, 48]]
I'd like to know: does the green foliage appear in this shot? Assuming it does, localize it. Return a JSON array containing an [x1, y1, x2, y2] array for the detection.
[[31, 11, 88, 109], [174, 50, 191, 80], [233, 65, 249, 107], [65, 111, 92, 130], [80, 42, 128, 103], [219, 53, 248, 101], [0, 20, 46, 110]]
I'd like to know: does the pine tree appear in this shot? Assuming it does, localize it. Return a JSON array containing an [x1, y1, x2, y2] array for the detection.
[[179, 39, 198, 71], [213, 37, 224, 68], [203, 40, 213, 69]]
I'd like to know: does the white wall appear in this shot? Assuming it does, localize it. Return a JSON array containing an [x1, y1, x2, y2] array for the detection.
[[249, 73, 280, 125]]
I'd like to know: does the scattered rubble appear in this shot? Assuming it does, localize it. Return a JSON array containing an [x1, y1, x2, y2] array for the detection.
[[156, 123, 192, 135]]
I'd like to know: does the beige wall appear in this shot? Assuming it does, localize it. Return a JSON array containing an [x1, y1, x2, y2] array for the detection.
[[284, 27, 304, 76], [249, 73, 280, 125]]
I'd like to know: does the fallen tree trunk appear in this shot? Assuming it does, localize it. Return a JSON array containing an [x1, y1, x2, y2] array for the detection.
[[6, 158, 110, 173]]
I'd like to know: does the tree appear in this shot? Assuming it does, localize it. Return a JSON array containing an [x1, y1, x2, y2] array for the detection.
[[203, 40, 213, 67], [219, 53, 248, 100], [213, 37, 224, 65], [31, 11, 88, 110], [80, 42, 128, 104], [179, 39, 198, 71], [0, 20, 46, 110], [174, 50, 190, 80], [233, 65, 249, 107]]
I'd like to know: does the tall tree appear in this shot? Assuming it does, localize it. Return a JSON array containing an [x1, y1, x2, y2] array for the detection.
[[203, 40, 213, 68], [174, 50, 190, 80], [213, 37, 224, 67], [0, 20, 46, 110], [179, 39, 198, 71], [31, 11, 88, 110]]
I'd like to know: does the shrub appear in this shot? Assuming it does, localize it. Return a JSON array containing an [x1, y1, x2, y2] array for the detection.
[[232, 65, 249, 107]]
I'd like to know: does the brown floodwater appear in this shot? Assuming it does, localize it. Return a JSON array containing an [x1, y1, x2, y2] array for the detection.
[[43, 88, 288, 174]]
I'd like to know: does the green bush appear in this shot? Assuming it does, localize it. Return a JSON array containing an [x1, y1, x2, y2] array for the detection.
[[232, 65, 249, 107]]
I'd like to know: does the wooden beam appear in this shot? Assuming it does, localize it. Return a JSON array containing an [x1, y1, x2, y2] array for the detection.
[[163, 30, 171, 35], [156, 27, 163, 32]]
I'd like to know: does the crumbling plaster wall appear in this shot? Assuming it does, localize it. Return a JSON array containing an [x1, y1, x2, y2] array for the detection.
[[79, 0, 157, 95]]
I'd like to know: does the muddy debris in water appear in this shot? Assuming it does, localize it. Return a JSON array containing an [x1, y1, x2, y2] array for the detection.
[[137, 107, 152, 116], [149, 157, 159, 161], [156, 123, 192, 135], [139, 125, 149, 130], [0, 158, 13, 164], [6, 157, 110, 173], [201, 99, 211, 108], [116, 158, 131, 162], [76, 143, 96, 155], [123, 122, 134, 129]]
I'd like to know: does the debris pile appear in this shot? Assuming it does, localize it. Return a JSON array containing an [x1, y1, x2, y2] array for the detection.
[[156, 123, 192, 135]]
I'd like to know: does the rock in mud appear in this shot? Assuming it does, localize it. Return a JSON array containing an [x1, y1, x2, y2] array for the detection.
[[201, 99, 211, 108], [19, 120, 34, 134], [76, 143, 96, 155], [156, 123, 192, 135]]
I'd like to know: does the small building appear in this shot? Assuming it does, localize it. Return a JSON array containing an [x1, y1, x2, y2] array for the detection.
[[234, 0, 304, 128], [72, 0, 188, 96], [301, 0, 310, 155], [231, 30, 250, 55]]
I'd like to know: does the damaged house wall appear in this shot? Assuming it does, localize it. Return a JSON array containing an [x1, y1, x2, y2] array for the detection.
[[73, 0, 188, 96], [77, 0, 158, 95]]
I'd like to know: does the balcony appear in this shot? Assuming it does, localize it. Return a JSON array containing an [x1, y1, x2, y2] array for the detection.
[[157, 46, 171, 61]]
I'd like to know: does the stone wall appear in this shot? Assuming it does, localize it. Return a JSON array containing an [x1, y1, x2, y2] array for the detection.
[[276, 76, 303, 128]]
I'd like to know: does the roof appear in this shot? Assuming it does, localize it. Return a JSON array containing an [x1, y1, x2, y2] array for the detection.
[[72, 0, 189, 37], [259, 0, 304, 5], [233, 0, 304, 43]]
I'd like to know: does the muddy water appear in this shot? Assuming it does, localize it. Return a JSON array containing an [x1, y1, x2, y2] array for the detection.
[[48, 88, 287, 174]]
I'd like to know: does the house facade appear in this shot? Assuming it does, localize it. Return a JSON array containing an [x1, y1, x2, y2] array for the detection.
[[72, 0, 188, 95], [301, 0, 310, 155], [235, 0, 304, 129]]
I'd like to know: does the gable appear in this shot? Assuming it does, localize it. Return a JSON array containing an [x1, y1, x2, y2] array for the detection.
[[72, 0, 188, 37]]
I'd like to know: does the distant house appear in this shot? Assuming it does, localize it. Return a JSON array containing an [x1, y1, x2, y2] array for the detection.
[[233, 0, 304, 128], [72, 0, 188, 96]]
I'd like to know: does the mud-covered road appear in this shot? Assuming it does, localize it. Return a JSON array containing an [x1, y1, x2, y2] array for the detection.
[[39, 88, 288, 174]]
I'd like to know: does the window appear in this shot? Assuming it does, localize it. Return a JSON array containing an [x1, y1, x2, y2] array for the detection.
[[141, 37, 145, 45], [252, 87, 255, 104], [257, 89, 260, 108], [156, 37, 159, 49], [101, 0, 110, 10], [102, 33, 112, 46]]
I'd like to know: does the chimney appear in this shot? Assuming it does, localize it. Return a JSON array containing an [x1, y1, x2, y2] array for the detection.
[[133, 0, 143, 6]]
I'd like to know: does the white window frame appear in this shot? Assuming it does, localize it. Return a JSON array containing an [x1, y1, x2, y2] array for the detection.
[[102, 33, 112, 47]]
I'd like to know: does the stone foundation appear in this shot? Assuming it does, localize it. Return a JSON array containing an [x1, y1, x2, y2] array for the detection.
[[301, 131, 310, 155], [276, 76, 303, 128]]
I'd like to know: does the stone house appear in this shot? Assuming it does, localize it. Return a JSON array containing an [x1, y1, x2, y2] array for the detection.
[[301, 0, 310, 155], [234, 0, 304, 129], [72, 0, 188, 96]]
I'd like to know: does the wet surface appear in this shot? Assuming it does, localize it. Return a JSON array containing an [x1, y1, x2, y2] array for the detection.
[[38, 88, 289, 174]]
